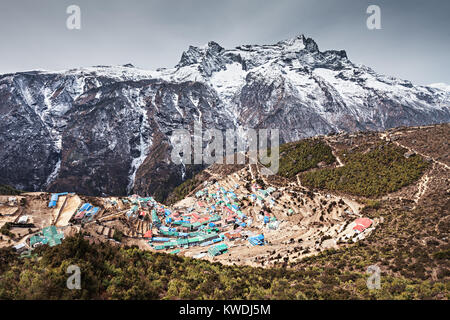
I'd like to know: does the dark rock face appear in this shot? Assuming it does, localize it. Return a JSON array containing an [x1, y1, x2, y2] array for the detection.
[[0, 74, 60, 191], [0, 34, 449, 198]]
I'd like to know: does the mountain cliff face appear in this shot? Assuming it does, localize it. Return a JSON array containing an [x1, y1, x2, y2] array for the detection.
[[0, 35, 449, 199]]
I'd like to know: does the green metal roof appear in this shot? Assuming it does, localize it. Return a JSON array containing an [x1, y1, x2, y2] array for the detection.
[[208, 243, 228, 256], [176, 239, 189, 245], [192, 222, 202, 228], [187, 237, 201, 244], [42, 226, 57, 238], [29, 235, 44, 246], [30, 226, 64, 247]]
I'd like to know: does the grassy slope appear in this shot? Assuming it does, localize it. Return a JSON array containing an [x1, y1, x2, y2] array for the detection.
[[291, 192, 449, 299], [300, 143, 429, 197], [277, 139, 336, 178]]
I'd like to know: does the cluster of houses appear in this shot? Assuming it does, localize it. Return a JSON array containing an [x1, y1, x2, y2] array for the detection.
[[48, 192, 100, 224], [121, 181, 270, 257], [73, 203, 100, 222], [11, 195, 97, 254], [29, 225, 64, 248], [7, 177, 376, 260], [10, 183, 272, 258], [146, 194, 231, 255], [12, 225, 66, 255]]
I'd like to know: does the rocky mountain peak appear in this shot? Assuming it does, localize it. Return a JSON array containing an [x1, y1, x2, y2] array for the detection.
[[276, 34, 318, 53], [206, 41, 225, 54], [176, 45, 204, 67], [176, 41, 225, 68]]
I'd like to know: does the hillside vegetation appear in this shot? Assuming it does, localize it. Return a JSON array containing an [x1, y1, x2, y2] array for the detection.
[[291, 184, 449, 299], [301, 143, 428, 197], [166, 175, 203, 205], [277, 139, 336, 178], [0, 184, 22, 195], [0, 234, 447, 300]]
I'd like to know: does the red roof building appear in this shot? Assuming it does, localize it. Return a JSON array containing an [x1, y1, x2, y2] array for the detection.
[[143, 230, 153, 239], [353, 218, 373, 232], [224, 232, 241, 240]]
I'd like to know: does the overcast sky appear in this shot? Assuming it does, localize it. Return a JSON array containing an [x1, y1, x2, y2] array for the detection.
[[0, 0, 448, 85]]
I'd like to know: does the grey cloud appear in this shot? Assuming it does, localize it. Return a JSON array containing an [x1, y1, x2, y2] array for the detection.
[[0, 0, 448, 85]]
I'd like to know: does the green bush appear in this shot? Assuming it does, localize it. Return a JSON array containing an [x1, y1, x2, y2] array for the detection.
[[433, 249, 450, 260], [0, 223, 14, 238]]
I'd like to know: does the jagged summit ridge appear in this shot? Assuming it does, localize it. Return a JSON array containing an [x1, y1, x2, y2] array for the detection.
[[174, 34, 344, 77], [276, 34, 319, 52]]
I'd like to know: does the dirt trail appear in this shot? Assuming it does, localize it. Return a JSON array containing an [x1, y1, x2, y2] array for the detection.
[[325, 139, 344, 167], [255, 163, 269, 186], [295, 173, 360, 216], [248, 164, 255, 180], [380, 132, 450, 171], [296, 175, 306, 190], [415, 175, 429, 201], [379, 132, 448, 208], [98, 209, 128, 222], [412, 169, 432, 209], [335, 154, 344, 167], [341, 198, 362, 216]]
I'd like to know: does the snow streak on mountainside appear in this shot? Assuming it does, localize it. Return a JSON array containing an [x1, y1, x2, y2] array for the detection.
[[0, 35, 449, 199]]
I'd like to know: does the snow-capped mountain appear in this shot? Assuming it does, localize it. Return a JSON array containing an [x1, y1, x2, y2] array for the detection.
[[429, 83, 450, 92], [0, 34, 449, 199]]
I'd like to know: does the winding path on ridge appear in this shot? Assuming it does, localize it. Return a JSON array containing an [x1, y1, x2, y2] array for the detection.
[[324, 139, 344, 168], [413, 171, 431, 209], [379, 132, 450, 171]]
